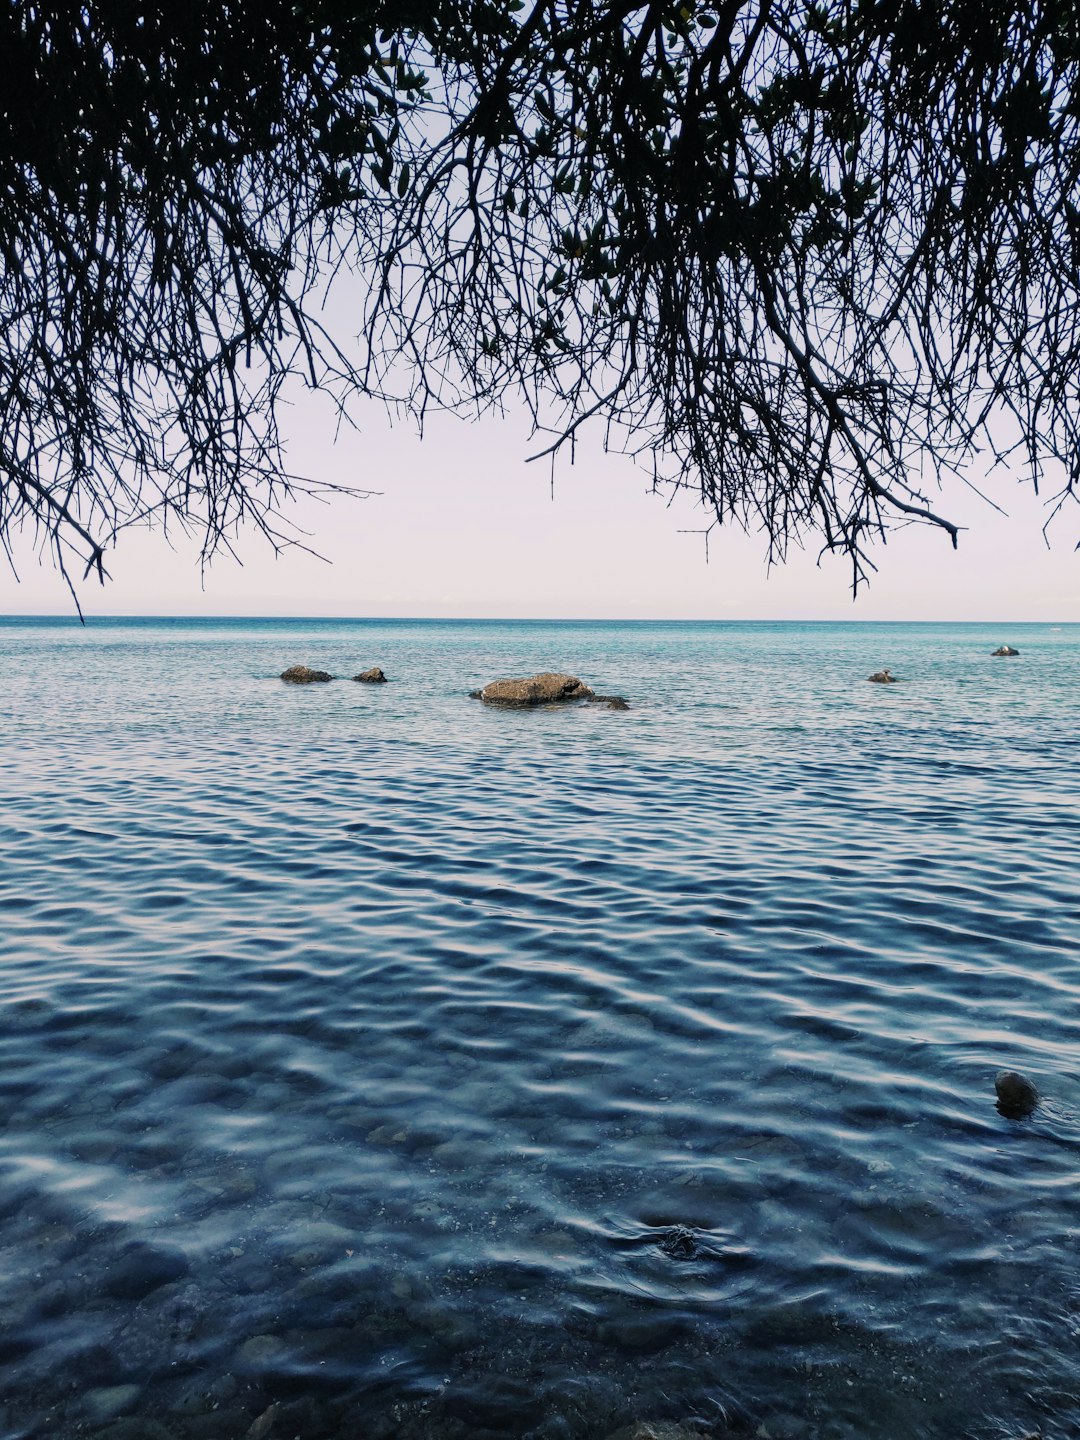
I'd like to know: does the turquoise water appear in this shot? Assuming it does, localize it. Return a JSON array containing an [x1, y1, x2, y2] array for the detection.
[[1, 617, 1078, 1440]]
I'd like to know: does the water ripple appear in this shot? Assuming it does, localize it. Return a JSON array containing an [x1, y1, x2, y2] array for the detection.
[[0, 618, 1078, 1438]]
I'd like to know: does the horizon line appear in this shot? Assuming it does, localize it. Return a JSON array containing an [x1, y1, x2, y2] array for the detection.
[[0, 612, 1071, 626]]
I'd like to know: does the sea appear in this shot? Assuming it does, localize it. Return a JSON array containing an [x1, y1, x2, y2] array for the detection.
[[0, 616, 1077, 1440]]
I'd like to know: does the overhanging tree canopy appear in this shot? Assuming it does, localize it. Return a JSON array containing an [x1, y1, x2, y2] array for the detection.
[[2, 0, 1079, 597]]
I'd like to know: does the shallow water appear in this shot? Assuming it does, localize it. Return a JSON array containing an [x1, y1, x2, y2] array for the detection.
[[1, 617, 1078, 1440]]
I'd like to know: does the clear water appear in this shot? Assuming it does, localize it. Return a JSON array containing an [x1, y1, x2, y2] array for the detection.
[[1, 617, 1078, 1440]]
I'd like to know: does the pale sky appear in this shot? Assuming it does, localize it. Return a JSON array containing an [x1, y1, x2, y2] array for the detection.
[[3, 388, 1078, 620]]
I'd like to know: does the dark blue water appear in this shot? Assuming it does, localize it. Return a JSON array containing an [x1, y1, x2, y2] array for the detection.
[[1, 618, 1078, 1440]]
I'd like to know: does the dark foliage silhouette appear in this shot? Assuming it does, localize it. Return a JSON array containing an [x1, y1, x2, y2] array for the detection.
[[2, 0, 1078, 596]]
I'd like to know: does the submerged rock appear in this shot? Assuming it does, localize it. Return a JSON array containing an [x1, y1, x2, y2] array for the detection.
[[991, 645, 1020, 657], [104, 1243, 189, 1301], [245, 1403, 281, 1439], [591, 694, 631, 710], [237, 1333, 288, 1369], [353, 666, 388, 683], [606, 1425, 703, 1440], [280, 665, 332, 684], [474, 672, 596, 707], [596, 1310, 685, 1354], [84, 1385, 142, 1425], [88, 1419, 173, 1440], [868, 669, 897, 683], [995, 1070, 1039, 1117]]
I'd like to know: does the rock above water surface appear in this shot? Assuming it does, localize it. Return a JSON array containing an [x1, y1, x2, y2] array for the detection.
[[991, 645, 1020, 657], [656, 1225, 698, 1260], [353, 666, 388, 683], [280, 665, 332, 684], [475, 672, 594, 706], [995, 1069, 1039, 1117], [472, 672, 628, 708], [868, 669, 897, 683]]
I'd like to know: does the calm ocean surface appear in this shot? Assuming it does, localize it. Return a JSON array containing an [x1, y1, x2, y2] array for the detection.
[[1, 617, 1078, 1440]]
